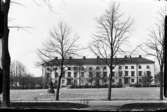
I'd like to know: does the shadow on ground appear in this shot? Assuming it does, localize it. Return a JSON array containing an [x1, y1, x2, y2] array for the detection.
[[118, 103, 167, 111], [0, 102, 89, 110]]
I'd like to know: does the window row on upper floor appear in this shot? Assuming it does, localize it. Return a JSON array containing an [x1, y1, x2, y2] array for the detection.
[[45, 64, 151, 72], [51, 70, 151, 79], [119, 65, 150, 70]]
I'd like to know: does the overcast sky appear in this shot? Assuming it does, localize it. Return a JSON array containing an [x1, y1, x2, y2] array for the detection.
[[0, 0, 166, 77]]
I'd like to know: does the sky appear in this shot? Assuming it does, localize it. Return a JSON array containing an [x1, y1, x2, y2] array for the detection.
[[0, 0, 166, 77]]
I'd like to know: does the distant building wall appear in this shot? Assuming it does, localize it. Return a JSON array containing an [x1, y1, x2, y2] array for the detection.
[[42, 55, 155, 87]]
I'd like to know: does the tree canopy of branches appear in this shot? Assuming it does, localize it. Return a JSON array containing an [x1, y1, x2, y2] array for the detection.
[[38, 22, 79, 100], [0, 0, 54, 106], [10, 60, 28, 88], [90, 2, 133, 100], [142, 72, 153, 87], [1, 0, 11, 106], [10, 60, 26, 77], [141, 8, 166, 100]]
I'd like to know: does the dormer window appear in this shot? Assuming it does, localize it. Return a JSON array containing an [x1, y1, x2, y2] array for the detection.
[[96, 66, 100, 70], [74, 72, 77, 77], [74, 67, 78, 71], [139, 65, 142, 69], [131, 66, 134, 69], [146, 65, 150, 69], [68, 67, 71, 70], [89, 67, 92, 71], [81, 66, 84, 71], [55, 72, 58, 77], [119, 66, 122, 69], [103, 66, 107, 70], [68, 72, 71, 77], [125, 66, 128, 69]]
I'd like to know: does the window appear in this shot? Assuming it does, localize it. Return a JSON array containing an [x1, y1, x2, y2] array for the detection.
[[139, 79, 142, 82], [103, 66, 107, 70], [53, 67, 57, 71], [68, 67, 71, 70], [81, 67, 84, 71], [112, 79, 115, 83], [74, 67, 78, 71], [89, 67, 92, 71], [67, 79, 72, 85], [139, 65, 142, 69], [146, 65, 150, 69], [68, 72, 71, 77], [89, 72, 93, 77], [119, 79, 122, 83], [62, 80, 65, 84], [131, 79, 134, 82], [47, 67, 51, 71], [55, 80, 58, 85], [125, 66, 128, 69], [119, 71, 122, 77], [81, 72, 84, 77], [112, 66, 115, 69], [125, 71, 128, 76], [96, 66, 100, 70], [112, 72, 115, 76], [62, 73, 65, 77], [96, 72, 100, 77], [46, 73, 50, 79], [74, 80, 77, 85], [119, 66, 122, 69], [131, 71, 135, 76], [147, 71, 151, 76], [103, 72, 107, 77], [139, 71, 142, 76], [74, 72, 77, 77], [55, 72, 58, 77], [131, 66, 134, 69]]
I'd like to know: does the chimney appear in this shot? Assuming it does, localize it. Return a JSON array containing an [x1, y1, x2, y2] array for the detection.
[[124, 55, 127, 58], [55, 57, 58, 60], [97, 56, 100, 64], [69, 56, 72, 59], [129, 55, 132, 58], [83, 56, 86, 60], [139, 55, 142, 58]]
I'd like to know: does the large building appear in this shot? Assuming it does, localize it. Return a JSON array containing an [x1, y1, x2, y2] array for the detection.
[[42, 55, 155, 87]]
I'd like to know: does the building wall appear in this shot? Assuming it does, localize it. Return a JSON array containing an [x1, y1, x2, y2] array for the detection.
[[42, 61, 155, 87]]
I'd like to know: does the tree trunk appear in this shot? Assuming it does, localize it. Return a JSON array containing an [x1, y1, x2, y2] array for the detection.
[[164, 15, 167, 97], [108, 57, 113, 100], [56, 60, 64, 101], [56, 75, 62, 100], [160, 65, 163, 100], [1, 0, 11, 106], [2, 33, 11, 106]]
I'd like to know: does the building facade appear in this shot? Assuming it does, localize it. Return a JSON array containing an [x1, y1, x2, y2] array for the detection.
[[42, 55, 155, 87]]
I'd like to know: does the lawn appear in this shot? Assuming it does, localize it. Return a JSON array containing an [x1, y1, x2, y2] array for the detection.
[[10, 87, 160, 102]]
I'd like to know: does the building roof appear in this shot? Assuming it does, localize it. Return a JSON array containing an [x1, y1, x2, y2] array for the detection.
[[42, 55, 154, 66]]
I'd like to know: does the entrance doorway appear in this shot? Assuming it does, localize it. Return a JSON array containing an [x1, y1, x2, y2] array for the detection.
[[124, 77, 130, 86]]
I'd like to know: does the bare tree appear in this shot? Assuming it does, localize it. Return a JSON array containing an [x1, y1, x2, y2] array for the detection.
[[0, 0, 54, 106], [90, 2, 133, 100], [0, 0, 11, 106], [38, 22, 79, 100], [10, 60, 27, 88], [141, 8, 166, 100]]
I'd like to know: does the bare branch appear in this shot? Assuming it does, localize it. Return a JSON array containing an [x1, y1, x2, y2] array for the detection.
[[90, 1, 132, 61]]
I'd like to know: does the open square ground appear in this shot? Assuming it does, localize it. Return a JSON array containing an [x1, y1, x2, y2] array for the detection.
[[9, 87, 160, 102]]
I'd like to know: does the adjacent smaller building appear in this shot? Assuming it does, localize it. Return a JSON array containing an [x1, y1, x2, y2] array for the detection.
[[42, 55, 155, 88]]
